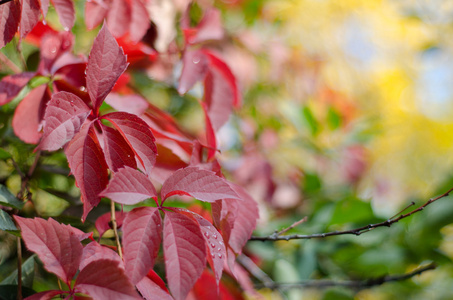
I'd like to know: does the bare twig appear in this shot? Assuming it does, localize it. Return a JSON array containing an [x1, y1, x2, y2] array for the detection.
[[110, 201, 123, 259], [237, 254, 274, 288], [0, 52, 21, 74], [250, 187, 453, 241], [256, 263, 436, 290], [273, 216, 308, 238]]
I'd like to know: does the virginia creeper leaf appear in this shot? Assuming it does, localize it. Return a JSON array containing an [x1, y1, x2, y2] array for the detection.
[[129, 0, 150, 42], [14, 217, 83, 285], [12, 84, 50, 144], [86, 24, 128, 112], [136, 276, 173, 300], [24, 290, 65, 300], [176, 208, 226, 284], [163, 210, 206, 300], [0, 0, 21, 48], [102, 112, 157, 174], [79, 241, 123, 271], [178, 49, 209, 95], [75, 259, 140, 299], [184, 8, 224, 45], [85, 0, 108, 30], [106, 0, 130, 38], [95, 210, 126, 238], [122, 207, 162, 284], [100, 166, 157, 205], [201, 102, 217, 160], [100, 124, 137, 172], [50, 0, 75, 30], [38, 91, 91, 151], [20, 0, 41, 39], [65, 122, 109, 221], [161, 167, 239, 203], [105, 93, 148, 116], [0, 72, 34, 105]]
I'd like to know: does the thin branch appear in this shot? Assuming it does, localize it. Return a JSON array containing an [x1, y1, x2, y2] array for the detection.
[[273, 216, 308, 238], [256, 263, 436, 290], [237, 254, 274, 288], [250, 187, 453, 241], [110, 201, 123, 259], [0, 52, 21, 74], [16, 237, 22, 300]]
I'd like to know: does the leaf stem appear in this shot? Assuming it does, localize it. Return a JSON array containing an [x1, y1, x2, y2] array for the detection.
[[110, 200, 123, 259], [17, 237, 22, 300]]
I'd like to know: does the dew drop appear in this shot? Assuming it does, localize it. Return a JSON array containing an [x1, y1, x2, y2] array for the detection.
[[80, 86, 86, 91], [218, 254, 222, 258], [211, 253, 215, 258], [157, 224, 161, 227], [204, 232, 210, 238], [219, 241, 223, 245], [84, 69, 87, 75], [127, 155, 131, 157], [211, 243, 216, 248], [50, 47, 57, 54], [192, 57, 200, 64], [42, 20, 47, 25], [213, 234, 217, 239], [64, 26, 70, 32], [207, 226, 211, 230]]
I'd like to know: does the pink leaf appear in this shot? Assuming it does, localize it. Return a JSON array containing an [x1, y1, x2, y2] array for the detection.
[[75, 259, 140, 299], [129, 0, 150, 42], [105, 93, 149, 115], [163, 210, 206, 300], [40, 0, 50, 17], [136, 276, 173, 300], [69, 226, 93, 241], [161, 166, 239, 203], [86, 24, 128, 112], [50, 0, 75, 30], [24, 290, 65, 300], [0, 0, 21, 48], [65, 122, 109, 221], [100, 124, 137, 172], [95, 210, 127, 238], [85, 0, 108, 30], [122, 207, 162, 284], [186, 8, 224, 45], [14, 216, 83, 285], [12, 84, 50, 144], [102, 112, 157, 174], [20, 0, 41, 39], [176, 208, 225, 284], [38, 91, 91, 151], [201, 102, 217, 160], [79, 241, 123, 270], [106, 0, 130, 38], [39, 31, 74, 74], [100, 166, 157, 205], [0, 72, 34, 105], [178, 49, 209, 95]]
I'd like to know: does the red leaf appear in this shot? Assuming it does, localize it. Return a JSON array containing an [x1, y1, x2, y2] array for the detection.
[[136, 276, 173, 300], [0, 72, 34, 105], [12, 84, 50, 144], [0, 0, 20, 48], [102, 112, 157, 174], [122, 207, 162, 284], [176, 208, 225, 284], [201, 102, 217, 160], [40, 31, 74, 74], [163, 210, 206, 300], [79, 241, 123, 271], [216, 185, 258, 254], [106, 0, 130, 38], [161, 167, 239, 203], [65, 122, 109, 221], [95, 210, 127, 238], [75, 259, 140, 299], [190, 270, 242, 300], [129, 0, 150, 42], [38, 91, 91, 151], [100, 166, 157, 205], [20, 0, 41, 39], [184, 8, 224, 45], [85, 0, 108, 30], [105, 93, 148, 115], [50, 0, 75, 30], [100, 124, 137, 172], [24, 290, 65, 300], [86, 24, 128, 113], [14, 217, 83, 285], [178, 49, 209, 95]]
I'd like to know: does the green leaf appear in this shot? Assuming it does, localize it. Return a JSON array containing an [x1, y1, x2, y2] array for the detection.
[[328, 197, 377, 226], [0, 210, 17, 231], [0, 185, 24, 209], [327, 107, 342, 130], [301, 106, 319, 136], [0, 148, 11, 160], [1, 255, 36, 288]]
